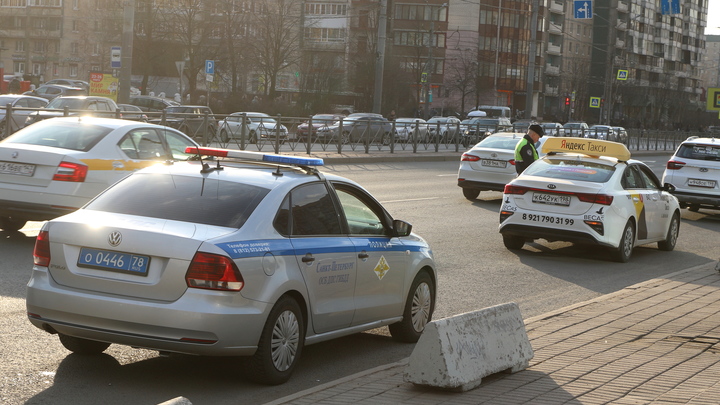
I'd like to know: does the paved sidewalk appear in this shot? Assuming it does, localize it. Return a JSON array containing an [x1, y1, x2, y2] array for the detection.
[[265, 261, 720, 405]]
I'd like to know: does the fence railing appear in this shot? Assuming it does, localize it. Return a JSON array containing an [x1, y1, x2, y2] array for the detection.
[[2, 105, 703, 155]]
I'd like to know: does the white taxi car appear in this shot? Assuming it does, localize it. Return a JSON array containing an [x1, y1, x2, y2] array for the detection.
[[661, 136, 720, 212], [26, 147, 437, 385], [499, 138, 680, 262], [457, 132, 547, 200], [0, 117, 199, 231]]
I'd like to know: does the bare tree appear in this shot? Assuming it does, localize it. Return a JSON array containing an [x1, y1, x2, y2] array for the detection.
[[247, 0, 303, 100], [444, 49, 479, 116]]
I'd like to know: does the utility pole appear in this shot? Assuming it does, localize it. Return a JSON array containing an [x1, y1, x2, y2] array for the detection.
[[118, 0, 135, 104], [372, 0, 388, 114], [524, 0, 539, 119]]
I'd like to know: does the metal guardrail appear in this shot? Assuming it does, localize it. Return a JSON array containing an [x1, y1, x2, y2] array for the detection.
[[1, 105, 705, 154]]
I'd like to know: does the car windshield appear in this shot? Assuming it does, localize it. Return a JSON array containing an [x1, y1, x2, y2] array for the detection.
[[524, 158, 616, 182], [249, 116, 277, 124], [477, 136, 521, 150], [46, 98, 89, 109], [0, 96, 19, 105], [2, 120, 111, 151], [564, 123, 583, 128], [85, 172, 270, 228], [676, 144, 720, 161], [427, 118, 447, 124], [312, 114, 336, 121]]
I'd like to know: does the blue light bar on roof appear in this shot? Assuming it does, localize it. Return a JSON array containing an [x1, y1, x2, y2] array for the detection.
[[263, 154, 324, 166]]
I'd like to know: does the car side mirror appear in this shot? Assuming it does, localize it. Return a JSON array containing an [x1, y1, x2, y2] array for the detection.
[[392, 219, 412, 237], [663, 183, 675, 193]]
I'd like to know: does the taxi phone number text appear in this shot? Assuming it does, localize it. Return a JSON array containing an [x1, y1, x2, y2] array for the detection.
[[522, 213, 574, 225]]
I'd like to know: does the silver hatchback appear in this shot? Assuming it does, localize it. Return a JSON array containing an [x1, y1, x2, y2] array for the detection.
[[26, 148, 437, 385]]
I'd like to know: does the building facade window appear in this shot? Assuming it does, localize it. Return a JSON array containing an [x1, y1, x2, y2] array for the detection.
[[304, 27, 346, 42], [69, 64, 78, 77], [14, 61, 25, 74], [15, 40, 25, 52], [305, 2, 347, 16], [1, 0, 28, 6]]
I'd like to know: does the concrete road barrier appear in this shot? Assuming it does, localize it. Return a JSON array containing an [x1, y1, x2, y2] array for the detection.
[[403, 302, 533, 392]]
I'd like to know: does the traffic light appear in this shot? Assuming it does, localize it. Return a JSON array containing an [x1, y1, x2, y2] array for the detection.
[[601, 98, 605, 107], [565, 97, 570, 106]]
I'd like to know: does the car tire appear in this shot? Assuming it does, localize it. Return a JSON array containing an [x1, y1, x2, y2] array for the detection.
[[220, 129, 230, 143], [462, 188, 480, 200], [389, 271, 434, 343], [249, 130, 258, 144], [658, 212, 680, 251], [248, 296, 304, 386], [614, 220, 635, 263], [58, 334, 110, 355], [502, 234, 525, 250], [341, 131, 350, 144], [0, 216, 27, 232], [687, 204, 700, 212]]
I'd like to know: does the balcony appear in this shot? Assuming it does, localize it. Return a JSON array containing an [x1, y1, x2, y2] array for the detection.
[[549, 0, 563, 13], [548, 22, 562, 34], [545, 63, 560, 75], [544, 85, 559, 96], [547, 43, 562, 55], [615, 38, 625, 48], [616, 20, 627, 30], [617, 0, 629, 13]]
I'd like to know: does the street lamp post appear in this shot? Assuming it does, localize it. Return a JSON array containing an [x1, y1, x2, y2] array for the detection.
[[423, 3, 447, 120]]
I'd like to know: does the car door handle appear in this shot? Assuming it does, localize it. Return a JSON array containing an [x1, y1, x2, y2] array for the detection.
[[301, 254, 315, 263], [358, 251, 369, 259]]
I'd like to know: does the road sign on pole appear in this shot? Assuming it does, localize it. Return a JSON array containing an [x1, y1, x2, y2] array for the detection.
[[617, 69, 628, 80], [573, 0, 592, 19], [111, 46, 121, 69], [661, 0, 680, 15], [205, 60, 215, 75], [589, 97, 601, 108]]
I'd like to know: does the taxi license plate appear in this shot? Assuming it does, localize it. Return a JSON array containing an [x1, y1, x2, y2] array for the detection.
[[688, 179, 716, 188], [78, 247, 150, 276], [532, 192, 571, 206], [481, 159, 507, 168], [0, 161, 35, 176]]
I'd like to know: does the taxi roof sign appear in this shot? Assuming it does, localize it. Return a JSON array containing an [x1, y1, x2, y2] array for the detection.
[[185, 146, 324, 166], [541, 137, 631, 161]]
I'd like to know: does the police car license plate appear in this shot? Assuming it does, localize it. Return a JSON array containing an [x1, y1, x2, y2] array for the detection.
[[481, 159, 507, 168], [78, 248, 150, 276], [688, 179, 716, 188], [0, 161, 35, 176], [532, 192, 571, 206]]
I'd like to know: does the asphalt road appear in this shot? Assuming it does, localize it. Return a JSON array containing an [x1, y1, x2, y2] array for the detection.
[[1, 155, 718, 405]]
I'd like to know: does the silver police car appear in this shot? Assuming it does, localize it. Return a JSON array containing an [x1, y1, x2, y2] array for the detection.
[[26, 147, 437, 385]]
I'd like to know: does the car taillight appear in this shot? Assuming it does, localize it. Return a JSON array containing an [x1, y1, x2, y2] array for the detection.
[[33, 230, 51, 267], [504, 184, 529, 195], [666, 160, 685, 170], [186, 252, 244, 291], [461, 153, 480, 162], [509, 159, 516, 166], [53, 162, 88, 182], [576, 193, 614, 205]]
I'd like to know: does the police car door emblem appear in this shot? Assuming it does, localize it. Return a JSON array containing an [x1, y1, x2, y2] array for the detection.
[[374, 256, 390, 280], [108, 231, 122, 247]]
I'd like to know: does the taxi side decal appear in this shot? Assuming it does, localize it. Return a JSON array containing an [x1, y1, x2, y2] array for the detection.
[[629, 192, 648, 239], [81, 158, 163, 171], [217, 238, 423, 259]]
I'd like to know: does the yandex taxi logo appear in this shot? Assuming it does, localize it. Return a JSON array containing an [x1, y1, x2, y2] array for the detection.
[[541, 137, 631, 161]]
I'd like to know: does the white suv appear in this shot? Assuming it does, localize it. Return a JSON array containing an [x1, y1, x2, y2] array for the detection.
[[662, 137, 720, 211]]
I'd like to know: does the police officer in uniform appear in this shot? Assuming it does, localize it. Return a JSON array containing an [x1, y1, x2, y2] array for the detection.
[[514, 124, 544, 174]]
